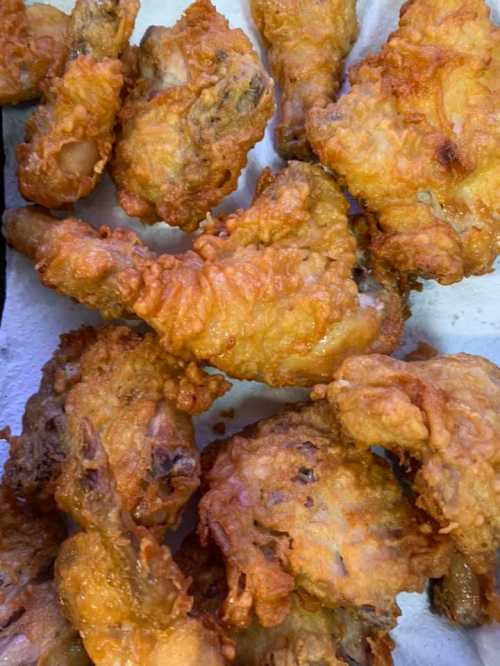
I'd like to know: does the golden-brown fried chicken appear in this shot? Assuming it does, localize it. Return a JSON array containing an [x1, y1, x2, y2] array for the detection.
[[3, 163, 404, 387], [0, 486, 90, 665], [16, 0, 139, 209], [251, 0, 357, 161], [55, 421, 230, 665], [111, 0, 274, 231], [2, 325, 228, 538], [317, 352, 500, 621], [307, 0, 500, 284], [0, 0, 69, 106], [199, 402, 449, 630], [176, 534, 394, 666]]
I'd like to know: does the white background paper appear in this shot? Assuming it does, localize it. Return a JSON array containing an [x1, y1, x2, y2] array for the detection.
[[1, 2, 500, 664]]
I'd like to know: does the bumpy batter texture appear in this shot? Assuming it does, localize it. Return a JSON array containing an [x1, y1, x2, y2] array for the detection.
[[199, 402, 449, 629], [3, 163, 404, 386], [16, 0, 139, 208], [0, 0, 69, 106], [251, 0, 357, 160], [2, 325, 228, 538], [0, 486, 90, 664], [55, 423, 231, 665], [308, 0, 500, 284], [318, 352, 500, 621], [111, 0, 275, 231]]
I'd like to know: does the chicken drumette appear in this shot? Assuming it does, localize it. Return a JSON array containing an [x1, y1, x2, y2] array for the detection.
[[3, 162, 404, 386], [251, 0, 357, 160], [16, 0, 139, 208]]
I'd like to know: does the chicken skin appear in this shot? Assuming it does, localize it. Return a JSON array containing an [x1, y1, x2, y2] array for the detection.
[[176, 534, 395, 666], [251, 0, 357, 160], [55, 421, 231, 666], [0, 486, 90, 665], [317, 352, 500, 621], [0, 0, 69, 106], [308, 0, 500, 284], [16, 0, 139, 209], [111, 0, 275, 231], [3, 163, 404, 386], [2, 325, 228, 538], [199, 402, 449, 630]]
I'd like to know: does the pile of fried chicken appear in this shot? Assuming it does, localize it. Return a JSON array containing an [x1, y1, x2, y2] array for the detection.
[[0, 0, 499, 664]]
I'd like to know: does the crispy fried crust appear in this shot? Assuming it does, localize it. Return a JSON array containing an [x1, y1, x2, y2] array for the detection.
[[319, 352, 500, 620], [199, 402, 449, 629], [0, 0, 69, 105], [16, 0, 139, 208], [251, 0, 357, 160], [0, 486, 90, 664], [111, 0, 275, 231], [2, 325, 228, 537], [3, 163, 404, 386], [176, 534, 395, 666], [307, 0, 500, 284], [55, 423, 229, 666]]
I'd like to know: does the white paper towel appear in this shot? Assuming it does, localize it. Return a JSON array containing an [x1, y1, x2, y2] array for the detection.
[[1, 2, 500, 664]]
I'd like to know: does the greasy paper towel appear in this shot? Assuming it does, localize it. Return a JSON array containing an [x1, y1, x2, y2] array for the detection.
[[1, 2, 500, 664]]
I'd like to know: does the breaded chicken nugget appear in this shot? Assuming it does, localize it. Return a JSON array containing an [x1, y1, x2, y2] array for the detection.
[[308, 0, 500, 284], [111, 0, 275, 231]]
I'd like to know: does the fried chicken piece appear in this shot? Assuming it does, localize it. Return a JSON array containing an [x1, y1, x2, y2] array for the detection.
[[307, 0, 500, 284], [199, 402, 449, 629], [16, 0, 139, 209], [2, 325, 228, 538], [0, 486, 90, 665], [176, 534, 394, 666], [251, 0, 357, 161], [0, 0, 69, 106], [3, 163, 404, 386], [55, 421, 230, 666], [111, 0, 274, 231], [317, 352, 500, 620]]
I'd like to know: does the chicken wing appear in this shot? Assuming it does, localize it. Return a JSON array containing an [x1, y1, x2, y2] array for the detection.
[[3, 163, 404, 386], [307, 0, 500, 284], [0, 0, 69, 106], [0, 486, 90, 665], [16, 0, 139, 209], [199, 402, 449, 629], [251, 0, 357, 160], [111, 0, 274, 231], [176, 534, 394, 666], [317, 352, 500, 621], [55, 420, 230, 665], [2, 325, 228, 538]]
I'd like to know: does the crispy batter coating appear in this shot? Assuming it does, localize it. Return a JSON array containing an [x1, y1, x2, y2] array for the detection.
[[307, 0, 500, 284], [3, 163, 404, 386], [199, 402, 449, 629], [55, 422, 230, 666], [16, 0, 139, 209], [2, 325, 228, 538], [111, 0, 275, 231], [0, 486, 90, 665], [0, 0, 69, 106], [318, 352, 500, 620], [176, 534, 394, 666], [251, 0, 357, 160]]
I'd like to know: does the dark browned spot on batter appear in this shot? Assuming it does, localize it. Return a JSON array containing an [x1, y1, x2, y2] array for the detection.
[[437, 140, 459, 168]]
